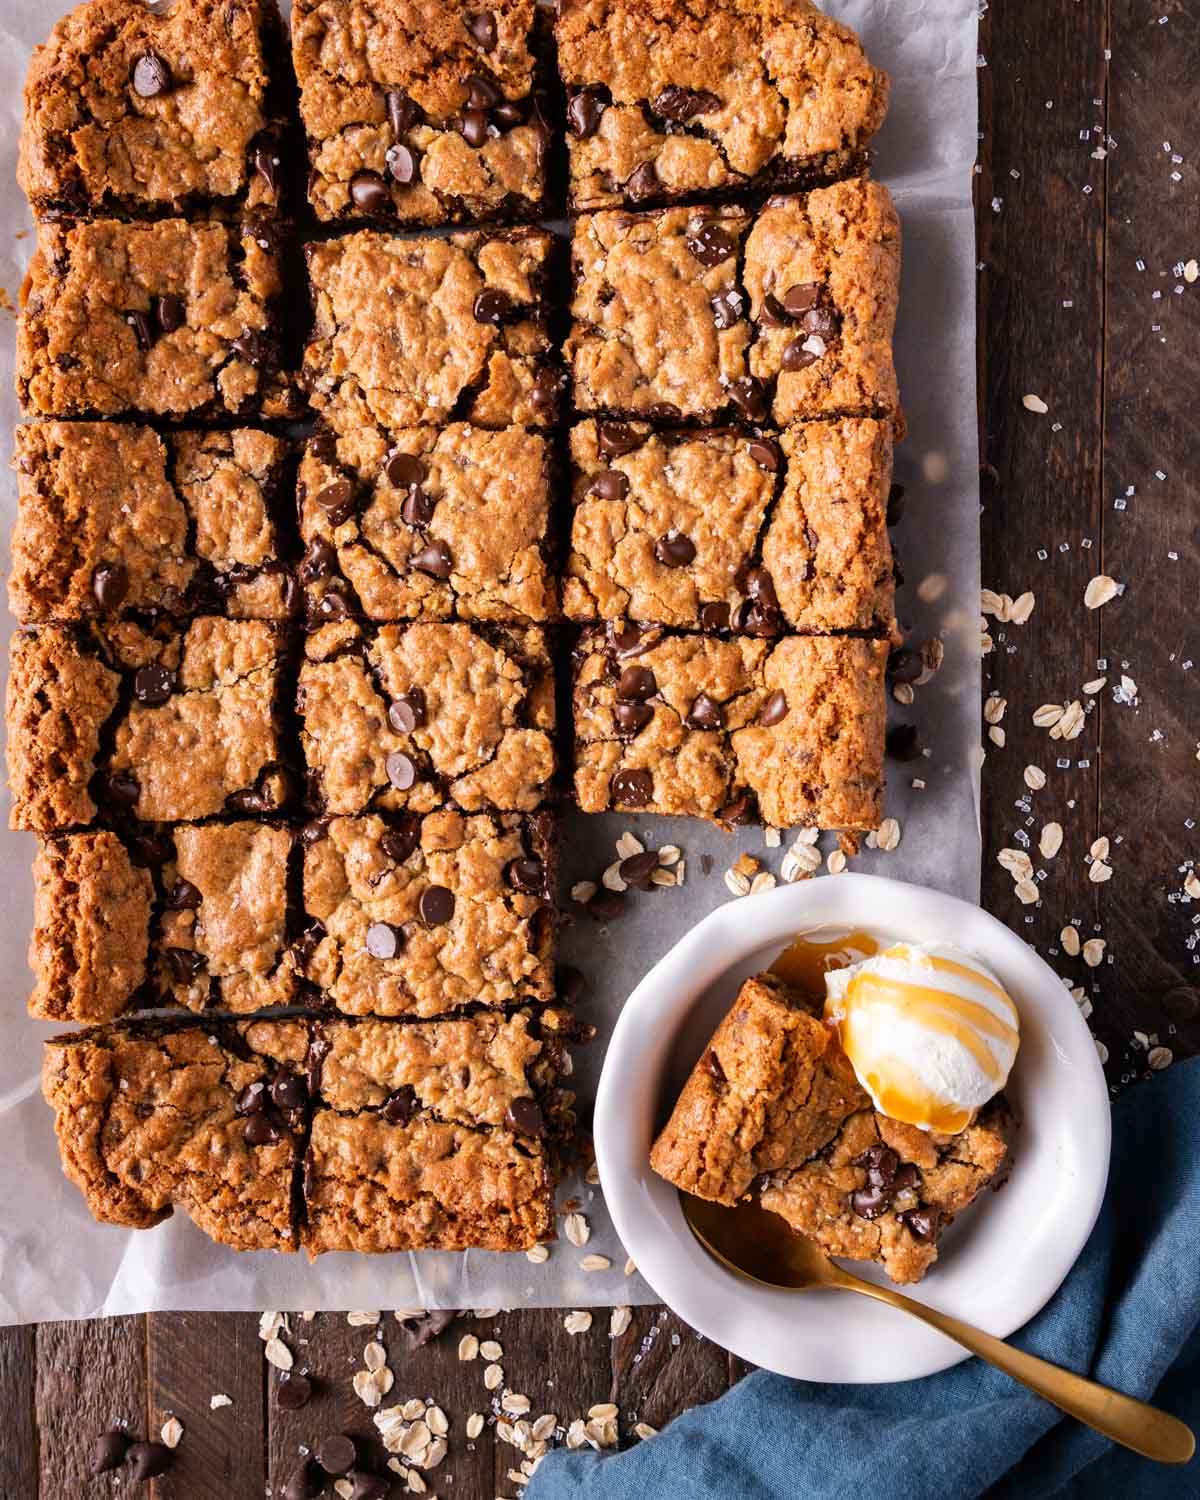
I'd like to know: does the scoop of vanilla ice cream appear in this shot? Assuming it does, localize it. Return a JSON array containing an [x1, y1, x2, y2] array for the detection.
[[823, 942, 1020, 1133]]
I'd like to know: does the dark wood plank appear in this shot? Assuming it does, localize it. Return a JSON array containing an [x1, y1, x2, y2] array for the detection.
[[35, 1317, 146, 1495], [1097, 0, 1200, 1071], [145, 1313, 264, 1499], [609, 1308, 731, 1440], [975, 2, 1111, 1032], [0, 1325, 38, 1499]]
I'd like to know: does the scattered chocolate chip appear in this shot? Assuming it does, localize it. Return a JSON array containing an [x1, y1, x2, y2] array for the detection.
[[91, 1430, 131, 1474], [747, 437, 781, 472], [465, 73, 501, 109], [156, 293, 184, 333], [802, 304, 838, 338], [402, 486, 437, 526], [626, 160, 660, 200], [349, 1470, 389, 1500], [313, 587, 351, 624], [386, 143, 418, 185], [366, 921, 402, 960], [614, 701, 653, 735], [700, 601, 731, 631], [589, 468, 629, 501], [282, 1459, 321, 1500], [886, 481, 906, 527], [887, 647, 922, 683], [299, 537, 336, 585], [244, 1111, 281, 1147], [652, 85, 721, 121], [93, 561, 129, 611], [596, 422, 642, 460], [386, 751, 417, 790], [686, 691, 724, 730], [165, 947, 204, 985], [567, 87, 607, 138], [129, 309, 156, 351], [133, 664, 175, 706], [728, 376, 767, 421], [886, 723, 921, 761], [315, 478, 355, 524], [611, 768, 653, 807], [781, 282, 821, 317], [758, 293, 789, 327], [710, 288, 745, 330], [505, 857, 545, 894], [381, 817, 421, 864], [458, 109, 490, 147], [385, 450, 426, 489], [855, 1143, 900, 1186], [686, 223, 735, 266], [617, 664, 657, 701], [316, 1434, 358, 1477], [618, 850, 659, 887], [654, 532, 696, 567], [608, 622, 655, 658], [237, 1080, 268, 1115], [131, 51, 172, 98], [387, 88, 419, 136], [231, 328, 270, 366], [382, 1084, 418, 1124], [781, 337, 818, 371], [420, 885, 455, 925], [717, 794, 754, 825], [271, 1074, 308, 1112], [276, 1373, 314, 1412], [410, 539, 452, 578], [506, 1096, 545, 1137], [387, 690, 427, 733], [474, 287, 515, 325], [105, 770, 140, 810], [349, 171, 391, 213], [850, 1184, 891, 1219], [127, 1441, 172, 1481], [165, 878, 201, 911], [760, 689, 789, 726], [899, 1207, 942, 1243]]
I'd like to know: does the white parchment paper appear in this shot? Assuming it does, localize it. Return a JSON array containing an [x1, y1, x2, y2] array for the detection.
[[0, 0, 982, 1323]]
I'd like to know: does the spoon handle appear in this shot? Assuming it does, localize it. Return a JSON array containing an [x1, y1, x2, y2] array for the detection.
[[836, 1274, 1194, 1464]]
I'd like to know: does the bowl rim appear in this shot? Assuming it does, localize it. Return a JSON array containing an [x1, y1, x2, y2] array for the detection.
[[594, 871, 1112, 1382]]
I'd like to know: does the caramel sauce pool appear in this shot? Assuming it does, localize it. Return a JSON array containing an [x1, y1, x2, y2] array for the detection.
[[769, 927, 880, 998]]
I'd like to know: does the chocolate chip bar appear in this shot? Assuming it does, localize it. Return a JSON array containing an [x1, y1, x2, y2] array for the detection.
[[298, 425, 557, 626], [303, 225, 562, 437], [572, 625, 887, 828], [7, 618, 290, 833], [18, 0, 287, 219], [17, 217, 289, 421], [11, 423, 293, 624], [292, 0, 549, 225], [298, 620, 555, 817], [557, 0, 889, 212], [564, 417, 897, 636]]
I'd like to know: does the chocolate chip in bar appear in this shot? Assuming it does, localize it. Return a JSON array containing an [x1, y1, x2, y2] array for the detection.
[[419, 885, 455, 926]]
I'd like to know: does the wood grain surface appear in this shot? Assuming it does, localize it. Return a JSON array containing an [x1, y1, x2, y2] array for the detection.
[[2, 2, 1198, 1495]]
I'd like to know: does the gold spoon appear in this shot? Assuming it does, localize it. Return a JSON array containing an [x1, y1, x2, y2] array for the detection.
[[681, 1192, 1195, 1466]]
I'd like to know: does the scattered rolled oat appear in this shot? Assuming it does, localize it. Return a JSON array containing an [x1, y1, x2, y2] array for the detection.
[[1184, 872, 1200, 900], [781, 838, 822, 881], [1090, 836, 1110, 860], [876, 817, 901, 852], [998, 847, 1034, 881], [580, 1254, 612, 1272], [1022, 393, 1049, 413], [615, 831, 644, 860], [589, 1404, 619, 1422], [563, 1212, 590, 1247], [466, 1413, 485, 1440], [263, 1336, 293, 1372], [749, 870, 777, 895], [347, 1311, 380, 1326], [724, 866, 751, 898], [1082, 938, 1106, 968], [984, 695, 1007, 724], [480, 1339, 503, 1361], [1148, 1045, 1173, 1071], [502, 1393, 532, 1416], [634, 1422, 659, 1440], [1084, 574, 1121, 609], [526, 1243, 550, 1264], [1061, 925, 1081, 956], [1083, 676, 1107, 694], [1009, 591, 1036, 624], [1024, 764, 1047, 790], [458, 1334, 480, 1361], [209, 1394, 232, 1410], [564, 1310, 593, 1335], [624, 1257, 637, 1277], [1014, 878, 1040, 905], [988, 725, 1006, 747], [160, 1417, 183, 1449], [1032, 702, 1065, 730], [427, 1406, 449, 1438], [1185, 258, 1199, 283], [826, 849, 847, 875], [602, 861, 627, 893], [1039, 822, 1063, 858], [1095, 1037, 1109, 1064], [658, 844, 681, 866], [570, 880, 597, 904], [484, 1363, 504, 1391], [363, 1340, 386, 1374], [1088, 859, 1113, 883], [609, 1306, 632, 1338]]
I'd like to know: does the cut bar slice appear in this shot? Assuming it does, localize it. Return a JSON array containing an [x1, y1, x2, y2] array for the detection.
[[299, 620, 555, 816], [10, 423, 292, 624], [650, 972, 868, 1205], [572, 625, 886, 828], [298, 425, 557, 625], [303, 226, 562, 437], [557, 0, 889, 211], [301, 809, 556, 1017], [292, 0, 549, 225], [564, 417, 897, 636]]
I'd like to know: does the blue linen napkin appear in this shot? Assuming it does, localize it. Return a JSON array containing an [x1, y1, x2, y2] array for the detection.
[[528, 1058, 1200, 1500]]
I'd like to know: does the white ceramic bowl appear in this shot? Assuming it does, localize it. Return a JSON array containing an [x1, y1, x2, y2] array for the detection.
[[594, 873, 1111, 1383]]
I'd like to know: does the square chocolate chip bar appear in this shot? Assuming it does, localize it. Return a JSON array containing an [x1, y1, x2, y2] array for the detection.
[[300, 809, 556, 1018], [303, 226, 562, 437], [7, 618, 290, 833], [292, 0, 549, 225], [298, 620, 555, 816], [572, 625, 886, 828], [298, 425, 557, 625], [11, 423, 293, 625], [17, 217, 291, 421], [557, 0, 889, 211], [28, 823, 299, 1023], [18, 0, 287, 219], [564, 417, 897, 636]]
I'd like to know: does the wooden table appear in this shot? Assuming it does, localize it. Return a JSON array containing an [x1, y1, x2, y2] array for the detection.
[[3, 4, 1198, 1494]]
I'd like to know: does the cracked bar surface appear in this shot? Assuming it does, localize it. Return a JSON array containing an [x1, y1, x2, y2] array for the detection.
[[293, 0, 548, 225], [42, 1021, 308, 1251], [564, 417, 896, 635], [299, 619, 555, 816], [11, 423, 292, 625], [18, 0, 285, 220], [557, 0, 888, 211], [650, 972, 867, 1204], [760, 1100, 1011, 1284], [7, 618, 289, 833], [301, 809, 555, 1018], [303, 226, 561, 437], [17, 217, 288, 420], [299, 425, 557, 625], [573, 624, 886, 828]]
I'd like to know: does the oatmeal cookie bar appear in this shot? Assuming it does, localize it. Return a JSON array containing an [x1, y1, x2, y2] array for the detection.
[[760, 1100, 1012, 1284], [17, 217, 288, 421], [299, 425, 556, 626], [572, 624, 886, 828], [11, 423, 292, 624], [293, 0, 549, 225], [564, 417, 896, 636], [557, 0, 888, 211], [300, 809, 555, 1018], [42, 1021, 309, 1250], [7, 618, 289, 832], [650, 972, 868, 1205], [299, 620, 555, 816], [303, 226, 562, 436], [18, 0, 286, 219]]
